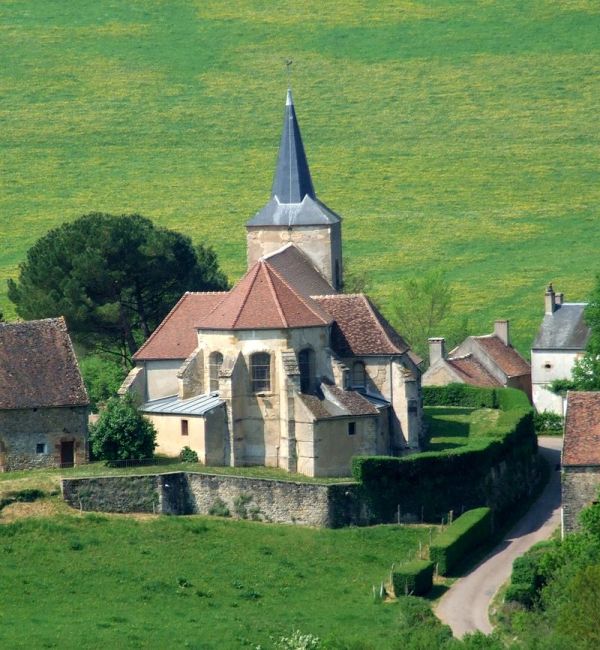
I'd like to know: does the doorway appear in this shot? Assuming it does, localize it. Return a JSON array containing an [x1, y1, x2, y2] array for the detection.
[[60, 440, 75, 468]]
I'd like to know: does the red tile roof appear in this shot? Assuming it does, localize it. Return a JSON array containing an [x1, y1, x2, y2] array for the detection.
[[0, 317, 89, 409], [563, 392, 600, 466], [198, 260, 331, 330], [447, 356, 501, 388], [313, 294, 410, 357], [263, 244, 336, 297], [133, 292, 227, 361], [299, 385, 379, 420], [473, 336, 530, 377]]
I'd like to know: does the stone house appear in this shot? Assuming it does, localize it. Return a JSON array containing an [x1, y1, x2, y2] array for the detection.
[[422, 320, 531, 400], [561, 391, 600, 535], [0, 317, 89, 471], [121, 90, 423, 477], [531, 284, 590, 415]]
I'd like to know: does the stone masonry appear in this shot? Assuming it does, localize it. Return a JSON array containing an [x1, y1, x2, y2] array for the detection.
[[562, 466, 600, 534]]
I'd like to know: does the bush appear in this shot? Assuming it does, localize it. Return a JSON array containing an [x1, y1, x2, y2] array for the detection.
[[504, 583, 534, 607], [392, 560, 434, 596], [90, 396, 157, 463], [208, 497, 230, 517], [179, 446, 199, 463], [429, 507, 493, 575], [534, 410, 564, 435]]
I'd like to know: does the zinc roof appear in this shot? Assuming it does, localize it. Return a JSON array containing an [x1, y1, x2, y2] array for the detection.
[[140, 392, 223, 416]]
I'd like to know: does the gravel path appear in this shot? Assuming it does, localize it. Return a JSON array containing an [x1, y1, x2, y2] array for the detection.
[[435, 436, 562, 638]]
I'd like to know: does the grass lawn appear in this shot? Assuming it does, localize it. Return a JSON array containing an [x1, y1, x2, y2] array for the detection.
[[2, 1, 599, 354], [0, 510, 437, 649], [424, 406, 500, 452]]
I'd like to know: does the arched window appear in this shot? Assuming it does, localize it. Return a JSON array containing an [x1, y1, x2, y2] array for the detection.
[[209, 352, 223, 392], [298, 348, 315, 393], [352, 361, 366, 389], [250, 352, 271, 393]]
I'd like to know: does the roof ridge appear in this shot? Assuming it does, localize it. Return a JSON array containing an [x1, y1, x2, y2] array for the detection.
[[264, 263, 289, 328], [360, 294, 405, 354], [264, 260, 330, 325], [134, 293, 189, 359]]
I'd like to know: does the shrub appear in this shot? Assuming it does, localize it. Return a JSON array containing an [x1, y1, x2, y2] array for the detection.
[[392, 560, 434, 596], [208, 497, 230, 517], [534, 411, 564, 435], [179, 446, 199, 463], [429, 507, 493, 575], [89, 395, 157, 463]]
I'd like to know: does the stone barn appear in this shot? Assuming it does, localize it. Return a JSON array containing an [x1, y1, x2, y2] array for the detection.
[[0, 317, 89, 471]]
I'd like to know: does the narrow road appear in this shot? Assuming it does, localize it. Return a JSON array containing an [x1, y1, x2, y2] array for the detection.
[[435, 436, 562, 638]]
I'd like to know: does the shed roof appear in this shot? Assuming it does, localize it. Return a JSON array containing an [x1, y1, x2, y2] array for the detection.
[[563, 391, 600, 466], [0, 317, 88, 410], [532, 303, 590, 351], [299, 383, 382, 420], [140, 392, 223, 416]]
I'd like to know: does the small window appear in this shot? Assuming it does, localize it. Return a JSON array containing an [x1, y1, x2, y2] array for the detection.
[[544, 363, 552, 369], [181, 419, 189, 436], [209, 352, 224, 392], [298, 348, 315, 394], [352, 361, 366, 389], [348, 422, 356, 436], [251, 352, 271, 393], [36, 443, 46, 454]]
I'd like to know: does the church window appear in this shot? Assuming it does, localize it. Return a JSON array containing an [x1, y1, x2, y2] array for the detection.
[[209, 352, 224, 392], [298, 348, 315, 393], [251, 352, 271, 393], [352, 361, 366, 389]]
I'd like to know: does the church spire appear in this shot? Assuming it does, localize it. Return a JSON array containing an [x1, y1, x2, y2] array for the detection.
[[271, 89, 315, 203]]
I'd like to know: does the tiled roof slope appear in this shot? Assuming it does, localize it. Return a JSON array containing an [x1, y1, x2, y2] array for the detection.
[[447, 356, 501, 388], [563, 392, 600, 466], [313, 294, 410, 357], [474, 335, 531, 377], [133, 292, 227, 361], [264, 244, 336, 297], [198, 260, 331, 330], [0, 317, 88, 409], [300, 384, 380, 420]]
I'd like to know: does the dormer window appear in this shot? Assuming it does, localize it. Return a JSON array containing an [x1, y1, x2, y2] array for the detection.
[[251, 352, 271, 393]]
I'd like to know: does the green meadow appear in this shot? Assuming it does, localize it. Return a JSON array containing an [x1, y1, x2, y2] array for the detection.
[[2, 1, 599, 353], [0, 512, 438, 649]]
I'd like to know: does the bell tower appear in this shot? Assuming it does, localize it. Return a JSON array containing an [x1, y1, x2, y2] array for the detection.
[[246, 90, 343, 291]]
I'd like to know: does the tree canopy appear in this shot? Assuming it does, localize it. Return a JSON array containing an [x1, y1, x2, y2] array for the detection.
[[569, 274, 600, 391], [8, 213, 228, 362]]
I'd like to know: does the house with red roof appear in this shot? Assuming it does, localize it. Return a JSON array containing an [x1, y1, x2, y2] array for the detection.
[[120, 90, 423, 477], [422, 320, 531, 400], [562, 391, 600, 534]]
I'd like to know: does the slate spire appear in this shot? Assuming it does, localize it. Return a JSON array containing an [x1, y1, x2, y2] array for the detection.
[[271, 89, 315, 203]]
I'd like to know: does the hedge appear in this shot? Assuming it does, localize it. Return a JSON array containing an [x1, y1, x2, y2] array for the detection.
[[429, 507, 493, 575], [392, 560, 434, 596], [505, 541, 554, 608], [422, 384, 497, 408], [352, 387, 536, 522]]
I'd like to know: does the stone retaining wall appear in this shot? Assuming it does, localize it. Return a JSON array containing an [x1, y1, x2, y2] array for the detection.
[[562, 466, 600, 534], [62, 472, 363, 527]]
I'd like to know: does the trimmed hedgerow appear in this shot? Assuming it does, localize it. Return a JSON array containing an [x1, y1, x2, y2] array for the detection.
[[392, 560, 435, 596], [422, 384, 497, 408], [429, 507, 493, 575], [352, 387, 536, 523]]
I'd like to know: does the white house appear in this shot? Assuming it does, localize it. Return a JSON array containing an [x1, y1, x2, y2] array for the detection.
[[531, 284, 590, 414]]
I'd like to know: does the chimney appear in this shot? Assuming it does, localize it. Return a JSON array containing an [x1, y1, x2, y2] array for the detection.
[[545, 283, 556, 315], [494, 320, 510, 346], [555, 292, 564, 307], [428, 338, 446, 365]]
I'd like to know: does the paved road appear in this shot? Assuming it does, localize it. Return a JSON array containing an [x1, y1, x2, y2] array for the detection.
[[435, 436, 563, 638]]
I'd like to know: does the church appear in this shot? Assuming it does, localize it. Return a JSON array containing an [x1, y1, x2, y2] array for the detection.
[[121, 90, 423, 477]]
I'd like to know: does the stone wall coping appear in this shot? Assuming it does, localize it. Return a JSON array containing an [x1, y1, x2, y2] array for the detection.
[[62, 470, 359, 488]]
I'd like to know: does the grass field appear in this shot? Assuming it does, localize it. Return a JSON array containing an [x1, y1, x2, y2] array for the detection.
[[425, 406, 501, 452], [0, 510, 438, 649], [2, 1, 599, 354]]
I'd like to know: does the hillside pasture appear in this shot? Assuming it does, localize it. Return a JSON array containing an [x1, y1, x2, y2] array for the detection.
[[2, 1, 599, 353]]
